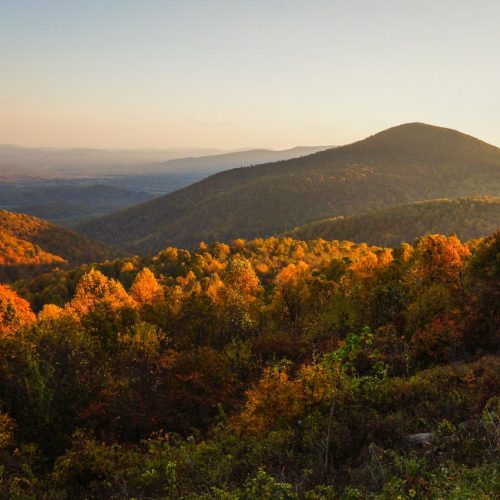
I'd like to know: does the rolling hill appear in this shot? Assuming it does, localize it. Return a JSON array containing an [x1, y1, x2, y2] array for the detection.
[[0, 210, 114, 281], [77, 123, 500, 253], [286, 196, 500, 246]]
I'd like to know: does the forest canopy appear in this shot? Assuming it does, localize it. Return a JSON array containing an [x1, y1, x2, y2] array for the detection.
[[0, 231, 498, 498]]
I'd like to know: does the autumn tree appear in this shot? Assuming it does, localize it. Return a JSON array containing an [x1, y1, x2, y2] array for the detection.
[[273, 261, 311, 325], [236, 361, 332, 434], [0, 284, 35, 336], [411, 315, 463, 364], [405, 235, 470, 343], [130, 267, 163, 306], [67, 269, 137, 347], [68, 269, 136, 317], [409, 234, 470, 287], [462, 231, 500, 351], [38, 303, 65, 322], [204, 258, 263, 341]]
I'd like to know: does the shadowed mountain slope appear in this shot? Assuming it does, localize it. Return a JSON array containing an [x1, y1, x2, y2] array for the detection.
[[286, 196, 500, 247], [77, 123, 500, 253]]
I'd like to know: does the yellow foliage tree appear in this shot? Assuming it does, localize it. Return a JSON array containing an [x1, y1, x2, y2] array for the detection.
[[350, 250, 379, 276], [273, 261, 311, 323], [213, 258, 263, 334], [377, 248, 394, 267], [38, 303, 65, 322], [223, 258, 262, 299], [130, 268, 163, 306]]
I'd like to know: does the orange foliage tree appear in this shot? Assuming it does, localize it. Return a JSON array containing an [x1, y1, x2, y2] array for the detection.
[[410, 234, 471, 286], [0, 284, 35, 336], [236, 362, 333, 434], [67, 269, 136, 317]]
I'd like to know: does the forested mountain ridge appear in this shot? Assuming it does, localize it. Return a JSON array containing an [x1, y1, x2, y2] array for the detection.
[[76, 123, 500, 253], [0, 210, 114, 281], [286, 196, 500, 246]]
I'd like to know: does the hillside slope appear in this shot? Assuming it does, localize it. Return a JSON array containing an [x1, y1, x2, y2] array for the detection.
[[77, 123, 500, 253], [286, 196, 500, 246], [0, 210, 114, 281]]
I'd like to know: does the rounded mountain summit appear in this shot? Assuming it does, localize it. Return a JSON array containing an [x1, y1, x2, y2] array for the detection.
[[76, 123, 500, 253]]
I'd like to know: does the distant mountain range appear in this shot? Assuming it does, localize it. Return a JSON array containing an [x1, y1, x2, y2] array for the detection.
[[0, 145, 330, 180], [286, 196, 500, 246], [76, 123, 500, 253], [137, 146, 333, 175], [0, 145, 225, 180], [0, 210, 113, 281]]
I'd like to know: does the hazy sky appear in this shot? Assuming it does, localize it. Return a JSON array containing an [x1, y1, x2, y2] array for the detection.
[[1, 0, 499, 149]]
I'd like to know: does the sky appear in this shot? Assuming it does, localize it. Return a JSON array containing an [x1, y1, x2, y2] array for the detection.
[[1, 0, 499, 149]]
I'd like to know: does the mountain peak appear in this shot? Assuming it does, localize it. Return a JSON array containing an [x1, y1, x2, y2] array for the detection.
[[338, 122, 499, 163], [361, 121, 482, 143]]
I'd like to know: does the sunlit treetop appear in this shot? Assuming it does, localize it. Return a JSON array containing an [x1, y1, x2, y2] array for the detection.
[[67, 268, 136, 317], [0, 284, 35, 336]]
